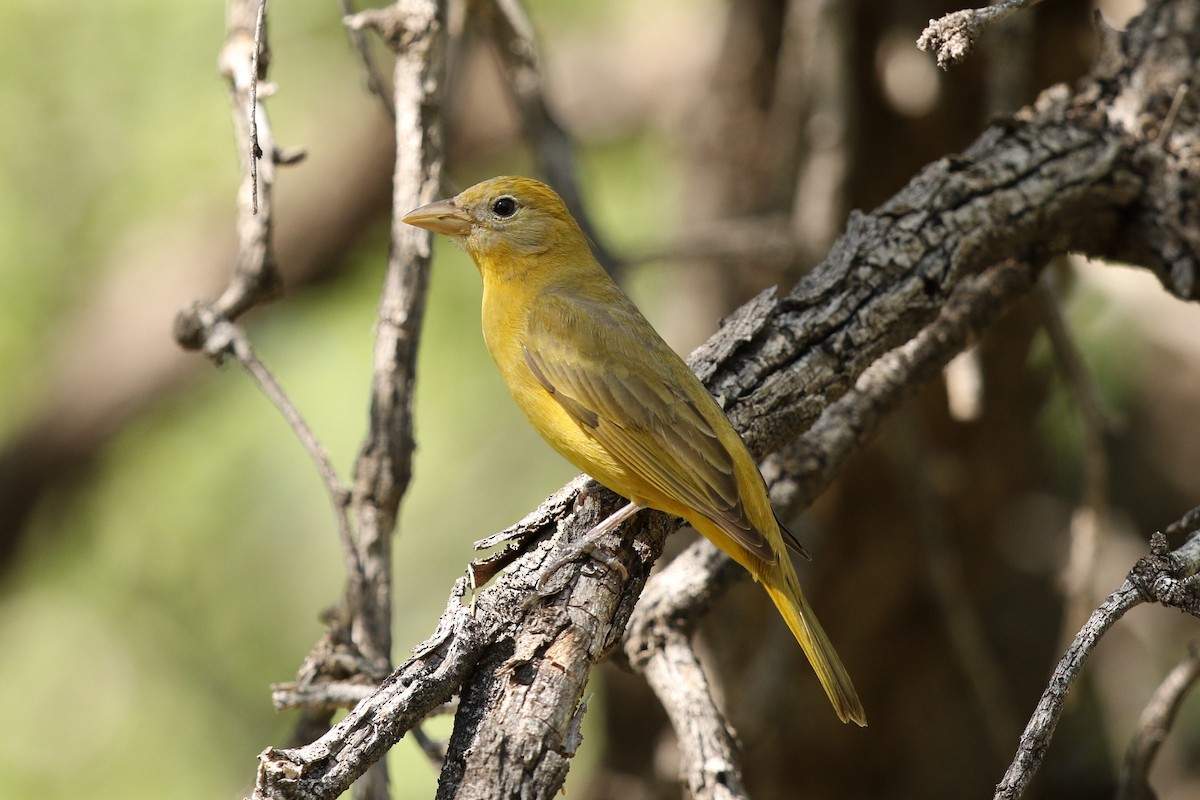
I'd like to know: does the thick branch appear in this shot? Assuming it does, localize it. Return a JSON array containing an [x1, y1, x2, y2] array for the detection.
[[623, 260, 1036, 791]]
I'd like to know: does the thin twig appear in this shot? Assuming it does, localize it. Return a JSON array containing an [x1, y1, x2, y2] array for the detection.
[[1116, 641, 1200, 800], [918, 0, 1047, 69], [1164, 506, 1200, 539], [994, 582, 1143, 800], [1034, 274, 1118, 653], [1157, 83, 1189, 147], [251, 0, 267, 213], [273, 681, 378, 711], [178, 307, 359, 570], [476, 0, 621, 276], [210, 0, 289, 321], [995, 530, 1200, 800], [339, 0, 397, 120]]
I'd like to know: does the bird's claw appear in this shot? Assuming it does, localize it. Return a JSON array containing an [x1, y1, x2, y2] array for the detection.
[[530, 539, 629, 599]]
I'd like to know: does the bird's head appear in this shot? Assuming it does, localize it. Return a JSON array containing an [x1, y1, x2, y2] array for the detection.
[[403, 177, 587, 277]]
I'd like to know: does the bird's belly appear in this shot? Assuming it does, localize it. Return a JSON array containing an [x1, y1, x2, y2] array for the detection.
[[507, 379, 641, 497]]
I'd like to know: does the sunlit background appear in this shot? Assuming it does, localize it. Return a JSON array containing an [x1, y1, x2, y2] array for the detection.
[[3, 1, 1198, 799]]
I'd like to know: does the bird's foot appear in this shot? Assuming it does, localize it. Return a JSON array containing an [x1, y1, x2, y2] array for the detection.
[[533, 501, 643, 594]]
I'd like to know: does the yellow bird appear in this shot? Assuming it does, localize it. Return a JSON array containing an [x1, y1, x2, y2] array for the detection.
[[404, 176, 865, 725]]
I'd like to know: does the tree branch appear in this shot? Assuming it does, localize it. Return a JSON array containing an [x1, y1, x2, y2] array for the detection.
[[623, 259, 1037, 791], [338, 0, 397, 120], [212, 0, 288, 320], [1116, 640, 1200, 800], [918, 0, 1047, 70], [320, 3, 448, 798], [995, 525, 1200, 800], [475, 0, 620, 275]]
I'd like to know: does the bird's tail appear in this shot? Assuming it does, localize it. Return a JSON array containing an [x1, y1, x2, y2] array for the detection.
[[760, 559, 867, 726]]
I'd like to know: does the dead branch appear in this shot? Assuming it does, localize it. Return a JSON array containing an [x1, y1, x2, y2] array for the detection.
[[918, 0, 1047, 70], [212, 0, 287, 320], [624, 260, 1037, 791], [996, 526, 1200, 800], [339, 0, 397, 120], [640, 633, 751, 800], [172, 306, 355, 565], [313, 2, 449, 798], [1116, 641, 1200, 800], [474, 0, 620, 275]]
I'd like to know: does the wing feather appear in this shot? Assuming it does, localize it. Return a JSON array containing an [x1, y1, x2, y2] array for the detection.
[[523, 292, 778, 563]]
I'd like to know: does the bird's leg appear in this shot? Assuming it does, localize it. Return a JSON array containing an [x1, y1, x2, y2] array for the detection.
[[535, 501, 643, 591]]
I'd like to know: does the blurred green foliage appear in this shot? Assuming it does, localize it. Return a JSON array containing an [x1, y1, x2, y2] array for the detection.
[[0, 1, 675, 797]]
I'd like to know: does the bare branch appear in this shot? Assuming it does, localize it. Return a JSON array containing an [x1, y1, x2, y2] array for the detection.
[[339, 0, 397, 119], [774, 261, 1038, 511], [253, 579, 485, 800], [1117, 641, 1200, 800], [475, 0, 620, 275], [272, 681, 378, 712], [332, 3, 449, 798], [173, 306, 356, 569], [996, 530, 1200, 800], [918, 0, 1047, 70], [641, 634, 750, 800], [340, 0, 447, 668], [625, 260, 1037, 790], [210, 0, 290, 321]]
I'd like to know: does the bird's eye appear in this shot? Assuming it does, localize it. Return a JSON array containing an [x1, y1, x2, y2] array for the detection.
[[490, 196, 518, 218]]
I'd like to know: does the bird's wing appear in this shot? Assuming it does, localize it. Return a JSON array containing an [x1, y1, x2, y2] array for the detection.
[[523, 292, 778, 564]]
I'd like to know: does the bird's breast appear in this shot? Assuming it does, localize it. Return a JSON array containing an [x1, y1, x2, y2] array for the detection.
[[480, 284, 639, 498]]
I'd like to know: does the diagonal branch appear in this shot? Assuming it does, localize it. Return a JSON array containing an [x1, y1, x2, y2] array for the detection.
[[1116, 640, 1200, 800], [475, 0, 621, 275], [338, 0, 397, 120], [996, 526, 1200, 800], [624, 260, 1037, 793]]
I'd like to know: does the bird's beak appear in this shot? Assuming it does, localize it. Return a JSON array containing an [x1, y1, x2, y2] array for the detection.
[[402, 199, 473, 236]]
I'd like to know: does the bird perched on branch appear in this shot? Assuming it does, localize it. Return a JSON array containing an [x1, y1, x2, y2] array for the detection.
[[403, 176, 865, 725]]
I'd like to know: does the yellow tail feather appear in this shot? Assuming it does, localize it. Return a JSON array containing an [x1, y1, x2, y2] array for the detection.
[[760, 561, 867, 726]]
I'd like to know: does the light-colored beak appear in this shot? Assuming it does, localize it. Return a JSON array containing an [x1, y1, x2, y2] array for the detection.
[[402, 199, 473, 236]]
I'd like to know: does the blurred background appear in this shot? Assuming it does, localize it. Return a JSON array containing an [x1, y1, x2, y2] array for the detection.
[[2, 0, 1199, 798]]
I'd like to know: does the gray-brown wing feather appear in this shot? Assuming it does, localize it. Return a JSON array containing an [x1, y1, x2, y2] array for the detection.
[[522, 293, 778, 563]]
